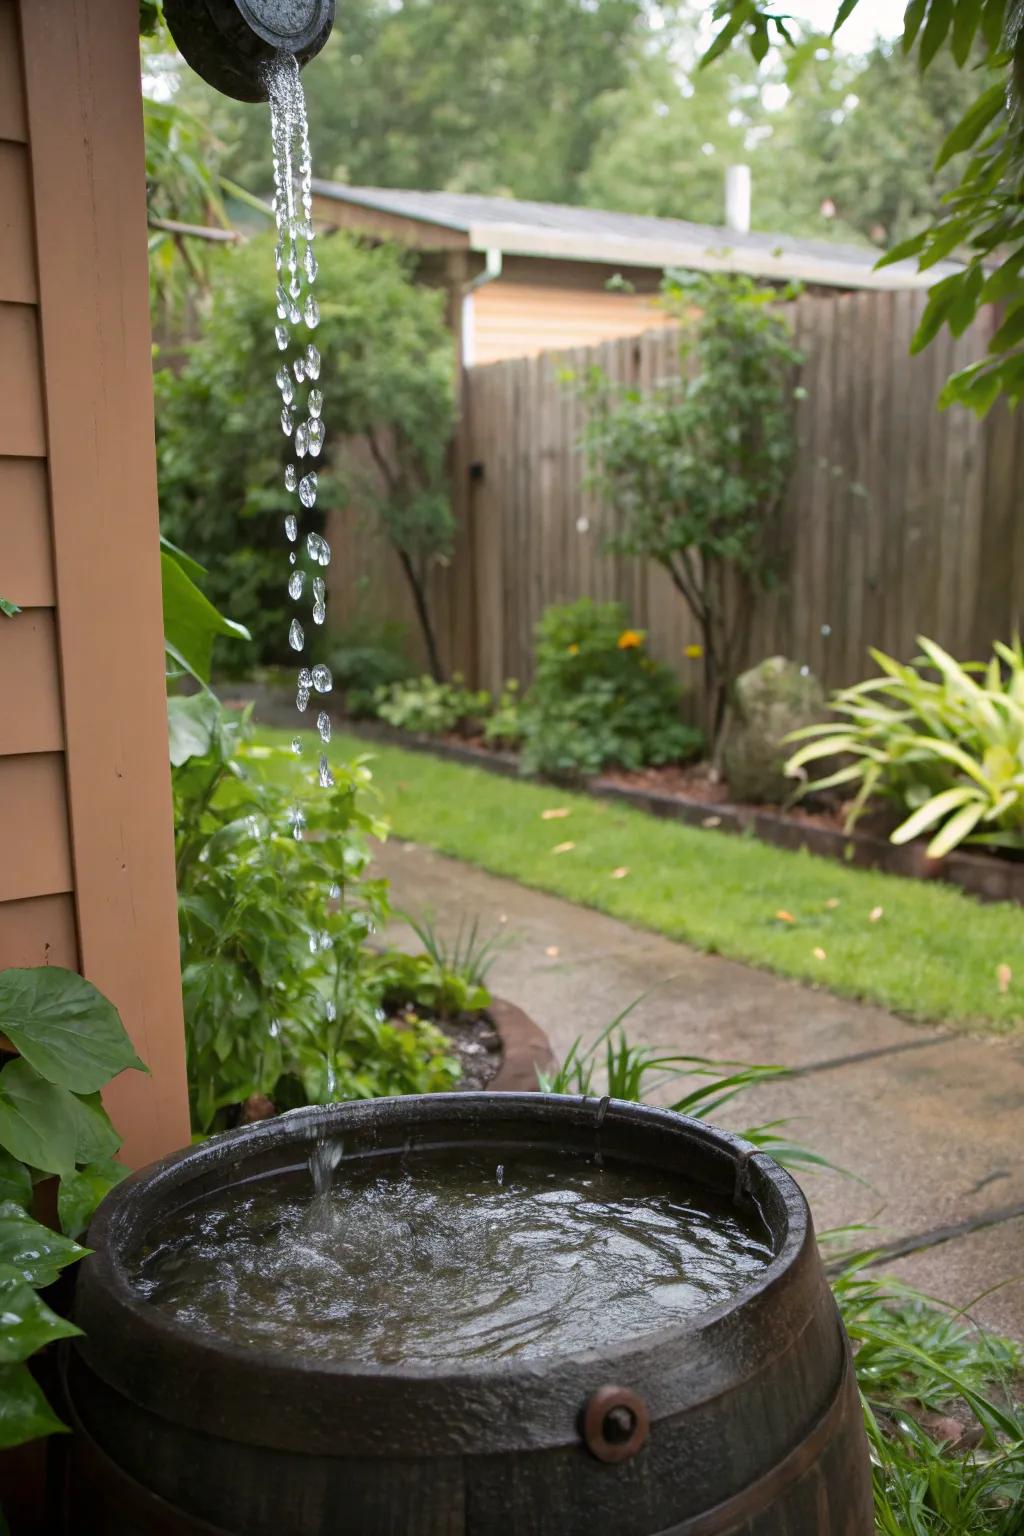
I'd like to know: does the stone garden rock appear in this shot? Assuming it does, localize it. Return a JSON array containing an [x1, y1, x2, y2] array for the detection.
[[723, 655, 824, 804]]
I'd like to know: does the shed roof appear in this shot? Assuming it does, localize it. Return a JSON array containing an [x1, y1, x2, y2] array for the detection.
[[311, 183, 958, 292]]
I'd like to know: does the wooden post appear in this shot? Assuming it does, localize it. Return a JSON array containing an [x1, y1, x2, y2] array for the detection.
[[0, 0, 191, 1166]]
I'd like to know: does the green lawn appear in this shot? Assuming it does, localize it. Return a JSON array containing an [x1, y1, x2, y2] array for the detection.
[[251, 724, 1023, 1035]]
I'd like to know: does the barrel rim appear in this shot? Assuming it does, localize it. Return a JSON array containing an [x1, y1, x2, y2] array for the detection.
[[74, 1093, 827, 1453]]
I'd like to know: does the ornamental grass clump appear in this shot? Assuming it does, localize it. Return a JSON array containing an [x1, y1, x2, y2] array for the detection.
[[786, 636, 1024, 859]]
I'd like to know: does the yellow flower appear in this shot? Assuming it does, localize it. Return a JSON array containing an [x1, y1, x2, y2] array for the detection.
[[567, 643, 580, 655], [684, 643, 704, 660], [617, 629, 643, 650]]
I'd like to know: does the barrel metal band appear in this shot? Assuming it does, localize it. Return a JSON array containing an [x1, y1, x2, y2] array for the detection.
[[653, 1347, 861, 1536]]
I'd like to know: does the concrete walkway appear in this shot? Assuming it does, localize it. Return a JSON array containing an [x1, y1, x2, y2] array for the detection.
[[374, 838, 1024, 1339]]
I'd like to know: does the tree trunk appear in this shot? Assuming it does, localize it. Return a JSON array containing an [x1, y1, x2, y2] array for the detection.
[[397, 549, 444, 682]]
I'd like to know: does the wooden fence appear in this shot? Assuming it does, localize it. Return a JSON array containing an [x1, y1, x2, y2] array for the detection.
[[327, 288, 1024, 706]]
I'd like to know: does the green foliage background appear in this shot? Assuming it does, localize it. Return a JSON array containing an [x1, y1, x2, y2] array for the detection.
[[156, 232, 453, 670]]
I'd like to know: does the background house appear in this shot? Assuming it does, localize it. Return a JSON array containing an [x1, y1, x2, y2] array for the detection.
[[311, 181, 957, 367]]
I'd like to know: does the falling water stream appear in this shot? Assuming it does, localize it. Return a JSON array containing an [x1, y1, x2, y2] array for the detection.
[[265, 56, 341, 1147]]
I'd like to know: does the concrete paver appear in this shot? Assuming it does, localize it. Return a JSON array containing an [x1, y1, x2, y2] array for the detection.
[[374, 838, 1024, 1337]]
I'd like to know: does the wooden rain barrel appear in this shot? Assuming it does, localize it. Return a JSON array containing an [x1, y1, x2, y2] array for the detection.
[[65, 1093, 873, 1534]]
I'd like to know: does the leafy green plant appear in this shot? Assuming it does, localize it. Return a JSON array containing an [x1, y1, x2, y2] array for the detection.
[[517, 600, 702, 779], [0, 967, 142, 1469], [540, 1001, 828, 1177], [581, 274, 801, 752], [328, 620, 414, 720], [483, 679, 525, 750], [172, 693, 458, 1130], [374, 674, 491, 736], [378, 913, 503, 1019], [703, 0, 1024, 416], [156, 234, 454, 671], [786, 636, 1024, 858]]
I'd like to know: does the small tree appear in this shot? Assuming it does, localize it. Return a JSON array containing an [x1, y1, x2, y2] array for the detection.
[[582, 272, 801, 754], [156, 233, 455, 674]]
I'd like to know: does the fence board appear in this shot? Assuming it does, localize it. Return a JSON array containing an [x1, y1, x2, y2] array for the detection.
[[330, 290, 1021, 706]]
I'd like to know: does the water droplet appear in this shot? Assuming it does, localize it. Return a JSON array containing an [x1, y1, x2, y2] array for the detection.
[[269, 1018, 280, 1038], [319, 756, 335, 789], [274, 242, 284, 273], [325, 999, 337, 1023], [313, 600, 326, 625], [306, 532, 331, 566], [298, 667, 312, 689], [285, 463, 297, 492], [281, 406, 294, 436], [304, 294, 320, 328], [329, 882, 341, 900], [800, 664, 810, 677], [275, 324, 289, 351], [276, 365, 293, 399], [288, 570, 305, 600], [311, 664, 333, 694], [276, 285, 289, 320], [284, 513, 298, 542], [297, 684, 310, 712], [305, 344, 321, 379], [304, 244, 318, 283], [308, 388, 324, 419], [821, 623, 832, 638], [289, 806, 306, 840], [576, 516, 590, 534], [318, 931, 332, 951], [293, 357, 306, 383], [295, 422, 308, 458], [289, 273, 302, 300], [307, 419, 325, 457], [289, 618, 305, 651], [288, 300, 302, 326], [313, 576, 326, 605], [308, 933, 319, 955], [299, 472, 318, 508], [291, 735, 303, 755]]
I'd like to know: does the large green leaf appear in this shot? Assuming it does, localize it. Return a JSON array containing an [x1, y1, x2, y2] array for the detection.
[[162, 550, 250, 685], [58, 1159, 127, 1241], [168, 691, 225, 767], [0, 1061, 77, 1177], [0, 1361, 67, 1448], [65, 1092, 122, 1166], [0, 1202, 86, 1288], [0, 1264, 80, 1364], [0, 1151, 31, 1211], [0, 968, 145, 1094]]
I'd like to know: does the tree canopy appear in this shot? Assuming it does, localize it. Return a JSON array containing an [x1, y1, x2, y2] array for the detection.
[[704, 0, 1024, 411]]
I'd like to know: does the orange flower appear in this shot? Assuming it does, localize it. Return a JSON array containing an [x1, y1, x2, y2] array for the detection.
[[685, 643, 704, 660], [617, 629, 643, 650]]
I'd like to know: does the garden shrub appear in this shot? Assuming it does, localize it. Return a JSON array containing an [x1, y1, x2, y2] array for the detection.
[[374, 674, 491, 736], [156, 233, 454, 673], [171, 693, 459, 1131], [327, 619, 415, 719], [518, 599, 702, 779], [581, 272, 801, 754], [786, 635, 1024, 858]]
